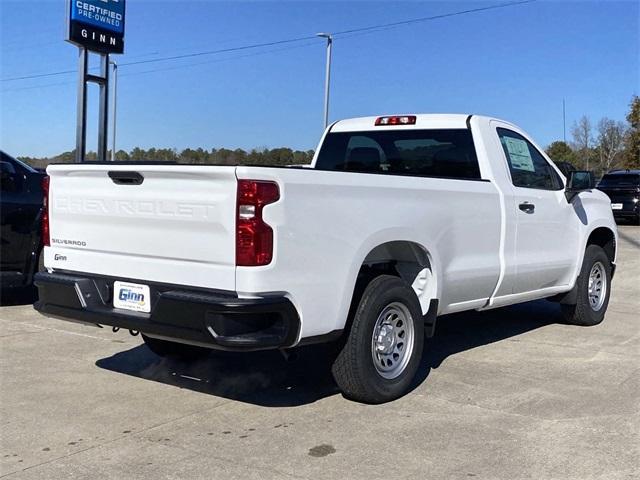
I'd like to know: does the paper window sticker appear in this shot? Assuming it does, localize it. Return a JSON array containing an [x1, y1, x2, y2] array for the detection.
[[504, 137, 535, 172]]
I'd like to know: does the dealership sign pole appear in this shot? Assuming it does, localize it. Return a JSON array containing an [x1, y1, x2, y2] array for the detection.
[[66, 0, 125, 163]]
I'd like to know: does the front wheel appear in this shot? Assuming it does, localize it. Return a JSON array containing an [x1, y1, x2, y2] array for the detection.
[[331, 275, 424, 404], [561, 245, 612, 326]]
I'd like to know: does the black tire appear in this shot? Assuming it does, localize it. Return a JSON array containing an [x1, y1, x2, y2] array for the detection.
[[141, 334, 211, 361], [561, 245, 612, 326], [331, 275, 424, 404]]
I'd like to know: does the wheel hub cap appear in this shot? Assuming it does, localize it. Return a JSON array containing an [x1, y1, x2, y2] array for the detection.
[[588, 261, 607, 312], [371, 302, 415, 380], [375, 324, 396, 353]]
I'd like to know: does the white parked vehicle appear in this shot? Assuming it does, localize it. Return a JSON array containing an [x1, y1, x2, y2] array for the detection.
[[35, 114, 618, 403]]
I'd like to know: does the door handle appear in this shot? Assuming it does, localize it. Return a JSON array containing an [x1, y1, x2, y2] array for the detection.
[[519, 202, 535, 214]]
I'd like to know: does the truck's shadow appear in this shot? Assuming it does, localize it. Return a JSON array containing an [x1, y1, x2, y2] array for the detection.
[[96, 300, 560, 407]]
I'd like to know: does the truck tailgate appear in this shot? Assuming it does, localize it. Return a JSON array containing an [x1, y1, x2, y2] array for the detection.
[[45, 164, 237, 290]]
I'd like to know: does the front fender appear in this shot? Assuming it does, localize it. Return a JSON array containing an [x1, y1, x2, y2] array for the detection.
[[568, 190, 618, 289]]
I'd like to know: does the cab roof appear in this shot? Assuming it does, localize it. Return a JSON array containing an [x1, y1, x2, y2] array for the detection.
[[331, 114, 480, 132]]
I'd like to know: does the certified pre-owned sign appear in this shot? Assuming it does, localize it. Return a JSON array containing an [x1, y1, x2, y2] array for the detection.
[[66, 0, 126, 54]]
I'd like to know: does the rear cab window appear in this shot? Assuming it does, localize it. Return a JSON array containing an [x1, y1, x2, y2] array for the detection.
[[315, 129, 482, 180]]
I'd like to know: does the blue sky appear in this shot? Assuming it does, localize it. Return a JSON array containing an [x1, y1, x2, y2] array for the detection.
[[1, 0, 638, 158]]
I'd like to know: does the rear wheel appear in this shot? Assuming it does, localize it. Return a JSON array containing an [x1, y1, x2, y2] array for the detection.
[[331, 275, 424, 404], [561, 245, 612, 326], [141, 334, 211, 361]]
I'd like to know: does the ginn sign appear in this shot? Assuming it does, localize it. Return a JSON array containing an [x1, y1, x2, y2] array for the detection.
[[81, 28, 118, 46], [66, 0, 125, 54]]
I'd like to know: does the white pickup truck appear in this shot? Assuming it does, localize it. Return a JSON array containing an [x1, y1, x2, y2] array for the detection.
[[35, 114, 618, 403]]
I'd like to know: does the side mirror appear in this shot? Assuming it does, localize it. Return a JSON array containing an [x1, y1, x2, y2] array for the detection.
[[565, 170, 595, 201]]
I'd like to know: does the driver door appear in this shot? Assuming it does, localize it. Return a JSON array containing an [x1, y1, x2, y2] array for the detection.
[[495, 127, 579, 293]]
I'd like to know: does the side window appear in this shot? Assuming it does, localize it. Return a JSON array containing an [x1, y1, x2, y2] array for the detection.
[[497, 128, 562, 190]]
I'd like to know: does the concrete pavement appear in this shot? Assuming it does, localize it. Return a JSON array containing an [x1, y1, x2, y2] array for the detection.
[[1, 225, 638, 479]]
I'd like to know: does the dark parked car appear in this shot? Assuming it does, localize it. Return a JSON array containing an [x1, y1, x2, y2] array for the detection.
[[0, 151, 46, 296], [597, 169, 640, 225]]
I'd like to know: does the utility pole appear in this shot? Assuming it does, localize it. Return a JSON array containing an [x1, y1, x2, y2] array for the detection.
[[316, 33, 333, 129]]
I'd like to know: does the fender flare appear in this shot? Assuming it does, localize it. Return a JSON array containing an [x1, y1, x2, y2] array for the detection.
[[337, 231, 442, 332]]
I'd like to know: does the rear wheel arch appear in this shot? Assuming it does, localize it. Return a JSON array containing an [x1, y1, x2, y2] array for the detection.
[[343, 241, 438, 336], [360, 241, 437, 310]]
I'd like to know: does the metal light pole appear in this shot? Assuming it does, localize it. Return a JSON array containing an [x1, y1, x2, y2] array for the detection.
[[316, 33, 332, 129], [109, 59, 118, 161]]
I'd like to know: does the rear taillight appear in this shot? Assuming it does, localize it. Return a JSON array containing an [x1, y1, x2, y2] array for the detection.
[[236, 180, 279, 266], [41, 176, 50, 247]]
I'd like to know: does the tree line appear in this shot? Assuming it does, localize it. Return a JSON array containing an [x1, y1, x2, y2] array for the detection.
[[546, 95, 639, 176], [19, 146, 315, 170]]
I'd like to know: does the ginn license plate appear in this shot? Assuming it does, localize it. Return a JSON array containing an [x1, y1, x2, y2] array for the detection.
[[113, 281, 151, 313]]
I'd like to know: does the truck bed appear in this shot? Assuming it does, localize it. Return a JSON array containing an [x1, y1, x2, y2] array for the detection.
[[44, 162, 503, 339]]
